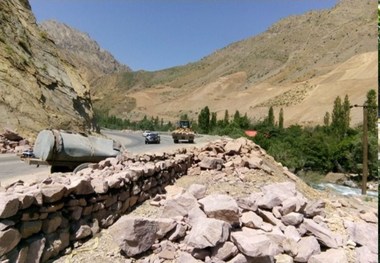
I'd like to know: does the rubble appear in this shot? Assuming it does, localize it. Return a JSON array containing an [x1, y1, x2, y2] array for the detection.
[[0, 128, 32, 154], [0, 137, 377, 263]]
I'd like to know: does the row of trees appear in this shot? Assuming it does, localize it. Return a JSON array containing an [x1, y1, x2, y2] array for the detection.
[[252, 90, 378, 180], [94, 89, 378, 180]]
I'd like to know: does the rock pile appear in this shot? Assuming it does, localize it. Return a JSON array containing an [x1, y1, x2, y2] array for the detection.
[[109, 181, 378, 263], [0, 137, 377, 263], [0, 129, 31, 154]]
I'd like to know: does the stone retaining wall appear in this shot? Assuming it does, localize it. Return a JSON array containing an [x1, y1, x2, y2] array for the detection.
[[0, 149, 193, 262]]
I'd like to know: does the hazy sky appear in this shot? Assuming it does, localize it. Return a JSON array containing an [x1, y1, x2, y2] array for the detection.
[[29, 0, 337, 71]]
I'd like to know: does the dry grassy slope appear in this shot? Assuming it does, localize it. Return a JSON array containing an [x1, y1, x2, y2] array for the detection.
[[0, 0, 95, 139], [92, 0, 377, 127]]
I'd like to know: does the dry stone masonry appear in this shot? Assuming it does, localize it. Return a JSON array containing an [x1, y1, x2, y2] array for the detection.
[[0, 138, 377, 263]]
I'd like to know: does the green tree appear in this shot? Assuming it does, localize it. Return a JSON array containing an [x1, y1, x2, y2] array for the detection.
[[365, 89, 377, 133], [240, 113, 250, 129], [223, 110, 229, 126], [279, 108, 284, 129], [323, 112, 330, 126], [331, 96, 343, 133], [198, 106, 210, 133], [331, 96, 350, 137], [210, 112, 217, 131], [342, 95, 351, 133], [267, 106, 275, 127], [233, 110, 241, 126]]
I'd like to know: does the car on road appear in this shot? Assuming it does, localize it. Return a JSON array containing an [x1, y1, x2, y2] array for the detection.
[[145, 132, 160, 144], [21, 149, 35, 158], [142, 130, 151, 137]]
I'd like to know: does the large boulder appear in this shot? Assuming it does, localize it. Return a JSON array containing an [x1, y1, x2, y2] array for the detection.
[[186, 218, 230, 249], [302, 218, 340, 248], [308, 248, 347, 263], [294, 236, 321, 262], [0, 194, 20, 219], [109, 216, 176, 257], [0, 228, 21, 257], [344, 220, 378, 254], [161, 192, 199, 218], [355, 246, 378, 263], [198, 194, 240, 225], [231, 228, 282, 258], [257, 182, 297, 209], [199, 157, 224, 170]]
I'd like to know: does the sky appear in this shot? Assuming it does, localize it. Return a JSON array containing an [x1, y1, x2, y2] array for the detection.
[[29, 0, 338, 72]]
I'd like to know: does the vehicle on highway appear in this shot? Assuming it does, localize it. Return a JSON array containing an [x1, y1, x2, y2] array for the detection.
[[142, 130, 151, 137], [145, 132, 160, 144], [172, 120, 195, 143], [23, 129, 122, 173], [21, 149, 35, 158]]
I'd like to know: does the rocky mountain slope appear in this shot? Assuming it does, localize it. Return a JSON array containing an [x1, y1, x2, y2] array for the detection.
[[88, 0, 376, 126], [39, 20, 130, 86], [0, 0, 95, 139]]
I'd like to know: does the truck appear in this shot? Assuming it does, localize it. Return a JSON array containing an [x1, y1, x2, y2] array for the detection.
[[23, 129, 122, 173], [171, 120, 195, 143]]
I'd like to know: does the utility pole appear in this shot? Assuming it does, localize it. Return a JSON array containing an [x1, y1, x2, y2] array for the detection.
[[362, 105, 368, 195], [350, 104, 368, 195]]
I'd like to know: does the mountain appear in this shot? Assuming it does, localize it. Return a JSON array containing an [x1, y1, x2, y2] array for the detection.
[[39, 20, 131, 86], [0, 0, 95, 139], [90, 0, 377, 127]]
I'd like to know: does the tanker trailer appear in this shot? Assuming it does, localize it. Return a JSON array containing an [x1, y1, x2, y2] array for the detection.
[[27, 130, 122, 173]]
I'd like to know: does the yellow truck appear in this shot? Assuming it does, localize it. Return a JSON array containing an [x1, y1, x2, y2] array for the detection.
[[171, 120, 195, 143]]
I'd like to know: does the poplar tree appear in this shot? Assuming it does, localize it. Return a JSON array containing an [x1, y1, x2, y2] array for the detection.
[[198, 106, 210, 133], [342, 95, 351, 133], [267, 106, 275, 127], [365, 89, 377, 132], [331, 96, 344, 136], [323, 112, 330, 126], [223, 110, 229, 126], [233, 110, 241, 126], [210, 112, 217, 131], [279, 108, 284, 129]]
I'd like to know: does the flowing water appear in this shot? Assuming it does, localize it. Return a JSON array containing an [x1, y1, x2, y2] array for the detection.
[[311, 182, 378, 197]]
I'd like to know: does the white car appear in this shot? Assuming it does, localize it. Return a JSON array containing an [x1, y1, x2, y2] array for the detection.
[[142, 130, 151, 137]]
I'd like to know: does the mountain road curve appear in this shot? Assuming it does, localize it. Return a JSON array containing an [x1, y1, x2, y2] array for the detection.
[[0, 130, 220, 186]]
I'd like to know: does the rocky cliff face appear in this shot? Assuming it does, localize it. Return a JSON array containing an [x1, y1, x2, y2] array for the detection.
[[39, 20, 130, 86], [0, 0, 95, 139]]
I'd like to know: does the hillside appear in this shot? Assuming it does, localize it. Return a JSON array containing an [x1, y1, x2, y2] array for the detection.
[[0, 0, 96, 139], [39, 20, 131, 86], [89, 0, 377, 127]]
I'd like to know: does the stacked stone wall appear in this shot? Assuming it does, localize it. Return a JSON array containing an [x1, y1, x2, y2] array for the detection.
[[0, 150, 193, 262]]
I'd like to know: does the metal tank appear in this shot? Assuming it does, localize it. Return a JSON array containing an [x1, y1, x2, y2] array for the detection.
[[32, 129, 122, 172]]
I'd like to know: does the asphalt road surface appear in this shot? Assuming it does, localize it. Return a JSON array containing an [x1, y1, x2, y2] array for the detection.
[[0, 130, 218, 185], [0, 153, 50, 185]]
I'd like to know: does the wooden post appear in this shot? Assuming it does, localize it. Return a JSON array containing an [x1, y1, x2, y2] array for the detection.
[[361, 105, 368, 195]]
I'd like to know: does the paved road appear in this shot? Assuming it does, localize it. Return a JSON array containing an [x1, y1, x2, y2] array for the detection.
[[101, 129, 201, 154], [0, 130, 217, 185], [0, 153, 50, 185]]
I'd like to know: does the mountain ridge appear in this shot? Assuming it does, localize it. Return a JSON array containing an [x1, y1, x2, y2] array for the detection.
[[39, 20, 131, 86], [83, 0, 376, 127]]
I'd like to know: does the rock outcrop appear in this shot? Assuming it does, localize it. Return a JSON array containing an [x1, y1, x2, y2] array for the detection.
[[0, 0, 95, 139], [39, 20, 130, 85]]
